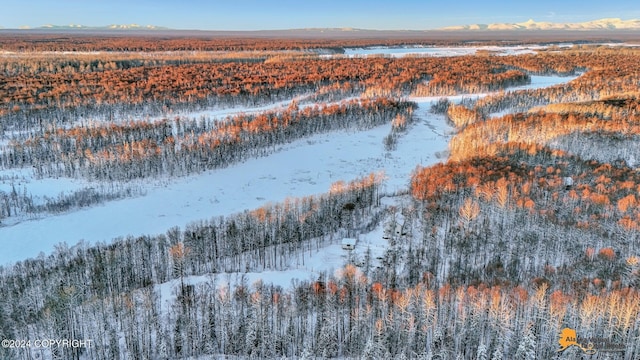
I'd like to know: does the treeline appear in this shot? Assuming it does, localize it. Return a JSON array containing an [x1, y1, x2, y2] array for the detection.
[[383, 113, 413, 151], [551, 131, 640, 169], [0, 184, 138, 223], [1, 34, 616, 52], [530, 95, 640, 119], [0, 51, 312, 77], [412, 69, 530, 96], [0, 35, 451, 52], [2, 98, 415, 180], [449, 96, 640, 162]]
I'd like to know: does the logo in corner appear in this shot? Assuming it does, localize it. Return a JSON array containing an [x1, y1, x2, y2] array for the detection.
[[558, 328, 596, 354]]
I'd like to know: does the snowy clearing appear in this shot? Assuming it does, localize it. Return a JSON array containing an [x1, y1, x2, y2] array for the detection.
[[0, 113, 440, 264], [0, 75, 575, 265]]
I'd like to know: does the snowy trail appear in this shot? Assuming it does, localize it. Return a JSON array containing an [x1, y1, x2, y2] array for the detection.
[[0, 75, 577, 265]]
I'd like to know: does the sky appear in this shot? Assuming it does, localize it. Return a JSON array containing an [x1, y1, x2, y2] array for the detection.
[[1, 0, 639, 31]]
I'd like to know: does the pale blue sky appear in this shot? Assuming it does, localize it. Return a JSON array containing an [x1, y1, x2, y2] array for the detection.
[[1, 0, 638, 30]]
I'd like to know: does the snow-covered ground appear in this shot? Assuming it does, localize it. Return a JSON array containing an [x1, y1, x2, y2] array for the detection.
[[340, 43, 638, 58], [0, 168, 94, 204], [510, 74, 578, 90], [342, 45, 543, 57], [0, 75, 576, 266]]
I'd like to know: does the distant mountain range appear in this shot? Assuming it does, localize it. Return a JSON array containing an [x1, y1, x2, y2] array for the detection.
[[441, 18, 640, 31], [3, 18, 639, 32], [11, 24, 169, 30]]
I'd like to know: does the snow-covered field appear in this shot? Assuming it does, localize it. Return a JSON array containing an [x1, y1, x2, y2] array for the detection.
[[0, 168, 89, 201], [0, 75, 576, 266], [0, 105, 446, 264]]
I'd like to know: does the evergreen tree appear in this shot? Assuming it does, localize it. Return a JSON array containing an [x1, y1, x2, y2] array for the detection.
[[476, 343, 488, 360], [362, 335, 391, 360], [157, 329, 169, 360], [515, 327, 536, 360], [299, 345, 314, 360], [491, 347, 503, 360], [316, 317, 338, 358]]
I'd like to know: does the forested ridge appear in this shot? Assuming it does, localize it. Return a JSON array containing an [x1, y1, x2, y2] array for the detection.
[[1, 36, 640, 359]]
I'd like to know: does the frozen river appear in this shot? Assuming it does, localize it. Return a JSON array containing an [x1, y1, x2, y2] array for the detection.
[[342, 45, 543, 57]]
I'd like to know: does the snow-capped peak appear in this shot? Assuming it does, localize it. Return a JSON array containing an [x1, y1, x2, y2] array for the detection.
[[440, 17, 640, 31]]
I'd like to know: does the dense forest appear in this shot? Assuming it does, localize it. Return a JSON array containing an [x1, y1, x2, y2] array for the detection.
[[1, 34, 640, 359]]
